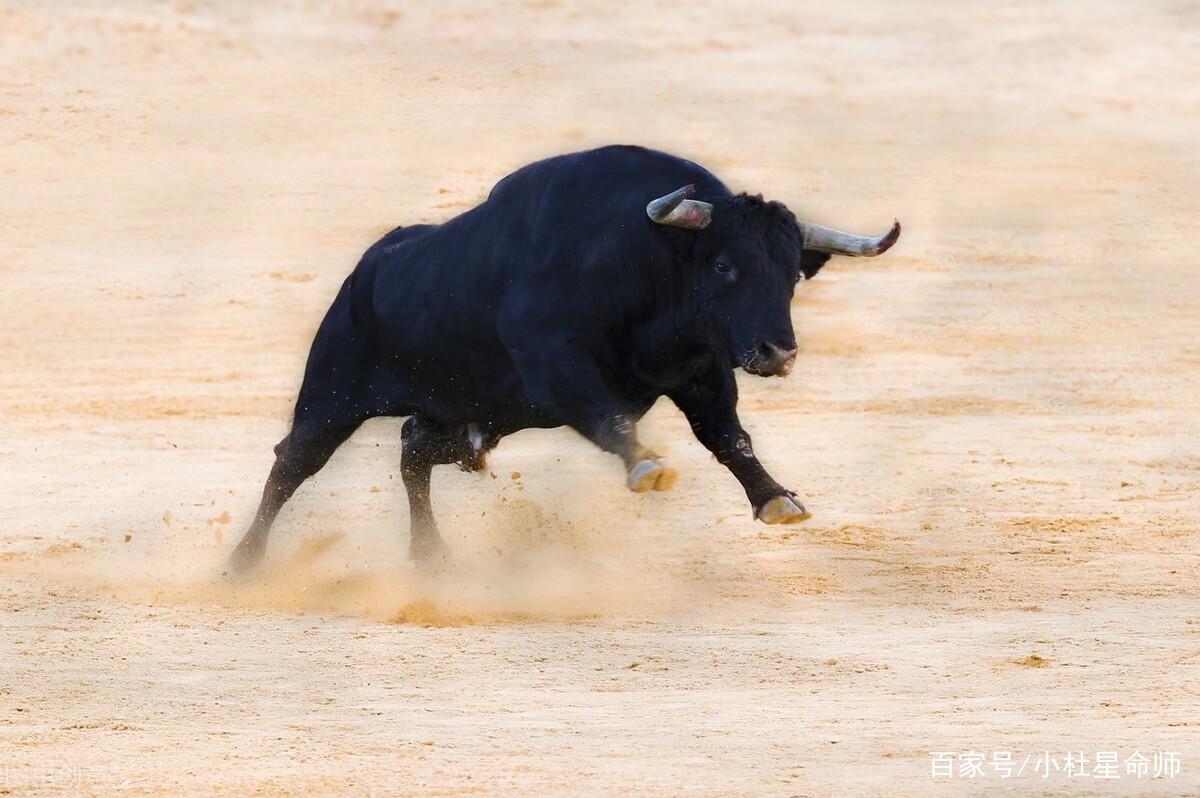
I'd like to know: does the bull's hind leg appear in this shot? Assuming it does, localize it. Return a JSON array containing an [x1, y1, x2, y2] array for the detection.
[[400, 418, 454, 561], [229, 268, 409, 574], [400, 417, 499, 562], [229, 417, 364, 574]]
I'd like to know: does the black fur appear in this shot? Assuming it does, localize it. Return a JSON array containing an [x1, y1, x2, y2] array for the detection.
[[230, 145, 834, 570]]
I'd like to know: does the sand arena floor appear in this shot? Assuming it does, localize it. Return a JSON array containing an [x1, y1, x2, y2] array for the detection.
[[1, 1, 1198, 794]]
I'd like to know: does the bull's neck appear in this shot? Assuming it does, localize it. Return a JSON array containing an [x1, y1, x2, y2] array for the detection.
[[622, 302, 715, 392]]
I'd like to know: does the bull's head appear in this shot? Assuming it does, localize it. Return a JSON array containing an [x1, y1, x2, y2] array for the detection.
[[646, 184, 899, 377]]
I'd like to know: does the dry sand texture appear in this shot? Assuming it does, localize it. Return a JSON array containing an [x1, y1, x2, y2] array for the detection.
[[2, 0, 1199, 794]]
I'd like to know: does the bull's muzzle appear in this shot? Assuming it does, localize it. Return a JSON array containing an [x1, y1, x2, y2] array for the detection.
[[744, 341, 797, 377]]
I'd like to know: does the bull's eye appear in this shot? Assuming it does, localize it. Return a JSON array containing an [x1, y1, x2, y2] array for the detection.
[[715, 261, 733, 276]]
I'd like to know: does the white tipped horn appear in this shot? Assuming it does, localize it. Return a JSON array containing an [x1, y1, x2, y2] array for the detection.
[[802, 219, 901, 256]]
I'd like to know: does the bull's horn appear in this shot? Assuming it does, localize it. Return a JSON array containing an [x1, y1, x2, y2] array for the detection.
[[646, 184, 713, 230], [802, 219, 901, 256]]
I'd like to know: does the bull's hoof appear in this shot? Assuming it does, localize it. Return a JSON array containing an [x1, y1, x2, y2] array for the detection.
[[409, 534, 451, 566], [227, 537, 265, 577], [627, 458, 678, 493], [756, 493, 812, 525]]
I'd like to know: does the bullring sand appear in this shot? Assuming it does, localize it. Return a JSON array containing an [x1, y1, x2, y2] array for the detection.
[[1, 1, 1199, 794]]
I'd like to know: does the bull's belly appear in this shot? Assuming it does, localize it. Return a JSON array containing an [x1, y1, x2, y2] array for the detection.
[[378, 352, 547, 426], [374, 329, 666, 430], [377, 360, 662, 434]]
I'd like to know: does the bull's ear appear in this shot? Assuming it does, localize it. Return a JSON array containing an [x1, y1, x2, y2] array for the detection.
[[800, 250, 831, 280]]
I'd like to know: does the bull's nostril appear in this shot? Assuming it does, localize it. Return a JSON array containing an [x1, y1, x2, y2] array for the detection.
[[756, 342, 775, 361]]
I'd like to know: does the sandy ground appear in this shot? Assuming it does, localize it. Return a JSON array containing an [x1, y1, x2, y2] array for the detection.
[[2, 0, 1199, 794]]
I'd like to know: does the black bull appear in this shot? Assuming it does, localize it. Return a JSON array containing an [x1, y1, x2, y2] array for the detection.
[[230, 145, 899, 572]]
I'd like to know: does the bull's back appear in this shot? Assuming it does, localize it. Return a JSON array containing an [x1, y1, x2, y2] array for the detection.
[[358, 146, 727, 422]]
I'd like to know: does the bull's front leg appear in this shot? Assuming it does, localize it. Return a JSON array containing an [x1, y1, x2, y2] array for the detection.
[[669, 365, 811, 524], [504, 332, 676, 493], [602, 412, 679, 493]]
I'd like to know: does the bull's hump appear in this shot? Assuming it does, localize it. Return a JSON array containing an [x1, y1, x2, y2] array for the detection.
[[489, 145, 727, 207]]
